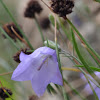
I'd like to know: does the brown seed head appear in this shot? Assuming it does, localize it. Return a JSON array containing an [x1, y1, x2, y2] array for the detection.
[[0, 88, 12, 99], [24, 0, 43, 18], [29, 95, 39, 100], [40, 17, 50, 30], [3, 23, 23, 41], [51, 0, 74, 17]]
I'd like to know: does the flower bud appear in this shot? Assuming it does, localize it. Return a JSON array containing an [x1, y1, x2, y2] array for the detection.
[[44, 40, 61, 51]]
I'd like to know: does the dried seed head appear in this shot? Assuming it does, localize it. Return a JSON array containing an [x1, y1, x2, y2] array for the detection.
[[29, 95, 39, 100], [51, 0, 74, 17], [40, 17, 50, 30], [13, 48, 32, 63], [3, 23, 23, 41], [24, 0, 43, 18], [0, 88, 12, 99]]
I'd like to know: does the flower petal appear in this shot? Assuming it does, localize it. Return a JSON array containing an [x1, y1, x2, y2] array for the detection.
[[20, 52, 30, 62], [30, 47, 55, 58], [83, 82, 96, 95], [11, 53, 46, 81], [31, 55, 63, 96], [12, 57, 34, 81]]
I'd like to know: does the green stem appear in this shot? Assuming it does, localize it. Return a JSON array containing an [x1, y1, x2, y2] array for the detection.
[[66, 18, 100, 67], [0, 27, 19, 50], [34, 17, 44, 43], [0, 0, 34, 50]]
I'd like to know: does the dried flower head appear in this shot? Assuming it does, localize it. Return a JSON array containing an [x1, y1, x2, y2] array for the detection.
[[24, 0, 43, 18], [40, 17, 50, 30], [13, 48, 32, 63], [0, 88, 12, 99], [29, 95, 39, 100], [51, 0, 74, 17], [3, 23, 23, 41]]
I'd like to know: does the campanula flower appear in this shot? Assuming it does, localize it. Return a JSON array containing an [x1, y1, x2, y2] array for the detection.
[[80, 72, 100, 98], [11, 47, 63, 96]]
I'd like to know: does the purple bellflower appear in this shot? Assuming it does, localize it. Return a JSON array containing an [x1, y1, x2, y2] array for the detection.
[[80, 72, 100, 98], [11, 47, 63, 96]]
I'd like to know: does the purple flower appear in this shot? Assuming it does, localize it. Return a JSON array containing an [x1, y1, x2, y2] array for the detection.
[[11, 47, 63, 96], [80, 72, 100, 98]]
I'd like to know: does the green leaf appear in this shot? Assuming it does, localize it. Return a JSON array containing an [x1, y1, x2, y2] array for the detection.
[[94, 0, 100, 3], [71, 29, 93, 73], [58, 18, 71, 41], [71, 29, 100, 84], [66, 18, 100, 67]]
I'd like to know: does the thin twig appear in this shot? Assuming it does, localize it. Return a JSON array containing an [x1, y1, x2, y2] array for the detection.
[[0, 72, 13, 76], [41, 0, 52, 11]]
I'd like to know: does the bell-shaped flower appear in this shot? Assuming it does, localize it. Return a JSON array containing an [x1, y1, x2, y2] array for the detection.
[[11, 47, 63, 96], [80, 72, 100, 98]]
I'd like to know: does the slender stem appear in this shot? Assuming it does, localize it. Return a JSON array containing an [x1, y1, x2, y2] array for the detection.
[[61, 67, 81, 72], [0, 0, 34, 50], [0, 72, 13, 76], [41, 0, 53, 11], [62, 86, 69, 100], [0, 27, 19, 50], [54, 14, 62, 73], [34, 17, 44, 43]]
